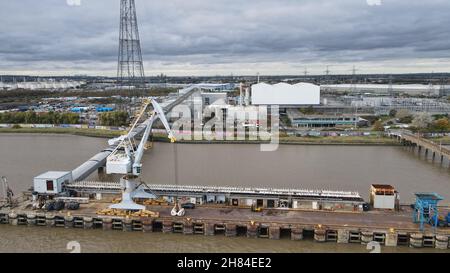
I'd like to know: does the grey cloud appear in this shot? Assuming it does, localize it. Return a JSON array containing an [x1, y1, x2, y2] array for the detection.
[[0, 0, 450, 75]]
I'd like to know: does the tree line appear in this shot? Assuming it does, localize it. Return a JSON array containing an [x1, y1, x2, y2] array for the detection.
[[0, 87, 177, 101], [374, 110, 450, 132], [0, 111, 80, 124], [98, 111, 129, 127]]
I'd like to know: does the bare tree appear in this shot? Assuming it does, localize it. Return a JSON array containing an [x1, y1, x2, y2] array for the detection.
[[412, 112, 433, 129], [395, 109, 411, 119]]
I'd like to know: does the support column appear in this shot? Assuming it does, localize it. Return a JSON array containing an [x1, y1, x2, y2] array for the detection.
[[337, 229, 350, 244], [385, 232, 398, 247], [247, 224, 258, 238], [162, 221, 173, 233], [291, 228, 303, 241], [314, 229, 326, 243], [97, 167, 106, 181], [83, 217, 93, 229], [102, 218, 112, 230], [8, 212, 18, 226], [269, 225, 280, 240], [142, 219, 153, 232], [183, 221, 194, 235], [225, 224, 237, 237], [435, 235, 449, 250], [45, 213, 55, 227], [123, 218, 133, 232], [410, 233, 423, 248], [27, 213, 36, 226], [64, 215, 74, 228]]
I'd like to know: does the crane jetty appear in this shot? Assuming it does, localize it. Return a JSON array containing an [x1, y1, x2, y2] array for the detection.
[[1, 179, 450, 250], [0, 94, 449, 251]]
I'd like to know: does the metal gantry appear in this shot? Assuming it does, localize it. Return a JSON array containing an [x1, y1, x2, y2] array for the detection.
[[413, 192, 444, 231], [66, 181, 363, 201], [117, 0, 145, 88]]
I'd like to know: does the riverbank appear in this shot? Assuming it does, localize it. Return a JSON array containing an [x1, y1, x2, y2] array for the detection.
[[152, 134, 402, 146], [279, 135, 400, 145], [0, 127, 124, 138], [2, 128, 447, 146]]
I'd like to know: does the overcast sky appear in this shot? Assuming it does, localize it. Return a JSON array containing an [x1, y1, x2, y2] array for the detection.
[[1, 0, 450, 76]]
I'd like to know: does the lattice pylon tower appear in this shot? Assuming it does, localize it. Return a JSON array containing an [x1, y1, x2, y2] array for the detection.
[[117, 0, 145, 88]]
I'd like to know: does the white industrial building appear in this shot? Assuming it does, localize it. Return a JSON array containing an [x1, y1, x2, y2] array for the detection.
[[0, 81, 85, 91], [251, 82, 321, 106], [369, 184, 399, 210], [33, 171, 73, 194], [201, 92, 228, 106], [177, 83, 235, 95], [321, 84, 450, 96]]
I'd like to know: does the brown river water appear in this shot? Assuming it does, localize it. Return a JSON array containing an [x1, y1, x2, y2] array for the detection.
[[0, 134, 449, 253]]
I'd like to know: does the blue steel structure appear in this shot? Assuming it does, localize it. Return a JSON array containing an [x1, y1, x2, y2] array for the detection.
[[96, 107, 114, 112], [413, 193, 444, 231]]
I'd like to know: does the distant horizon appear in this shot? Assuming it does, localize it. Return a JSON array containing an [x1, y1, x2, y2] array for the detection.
[[1, 72, 450, 79]]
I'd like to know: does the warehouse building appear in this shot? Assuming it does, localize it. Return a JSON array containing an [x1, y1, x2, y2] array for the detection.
[[321, 84, 450, 96], [0, 80, 85, 90], [251, 82, 321, 106], [291, 115, 369, 128], [201, 92, 228, 106]]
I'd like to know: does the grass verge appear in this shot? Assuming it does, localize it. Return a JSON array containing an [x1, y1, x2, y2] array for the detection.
[[0, 127, 125, 138]]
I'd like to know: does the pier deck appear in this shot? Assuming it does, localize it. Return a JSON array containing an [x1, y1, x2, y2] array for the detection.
[[3, 200, 449, 234], [2, 200, 449, 249]]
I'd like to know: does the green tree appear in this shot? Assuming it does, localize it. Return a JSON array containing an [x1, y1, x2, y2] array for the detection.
[[300, 106, 315, 115], [373, 120, 384, 131], [99, 111, 129, 126], [395, 109, 413, 124], [0, 111, 80, 125], [25, 111, 37, 123], [389, 109, 397, 117], [432, 118, 450, 132]]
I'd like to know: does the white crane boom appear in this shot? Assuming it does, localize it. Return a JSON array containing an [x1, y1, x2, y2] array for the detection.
[[132, 99, 175, 176], [106, 98, 175, 176]]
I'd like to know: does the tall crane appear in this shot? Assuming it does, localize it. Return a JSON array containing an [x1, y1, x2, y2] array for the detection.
[[106, 98, 178, 212]]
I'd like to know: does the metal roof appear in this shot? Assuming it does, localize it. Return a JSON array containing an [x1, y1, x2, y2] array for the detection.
[[67, 181, 363, 202], [34, 171, 71, 180], [322, 84, 447, 90], [414, 192, 444, 201]]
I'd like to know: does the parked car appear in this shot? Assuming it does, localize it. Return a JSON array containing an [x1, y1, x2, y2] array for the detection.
[[181, 203, 195, 209], [362, 203, 370, 212]]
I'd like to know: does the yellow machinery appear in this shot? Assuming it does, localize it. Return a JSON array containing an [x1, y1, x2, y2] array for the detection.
[[251, 205, 263, 212], [96, 208, 159, 218], [143, 198, 169, 206]]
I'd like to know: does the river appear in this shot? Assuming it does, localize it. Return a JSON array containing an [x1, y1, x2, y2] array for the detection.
[[0, 134, 449, 253]]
